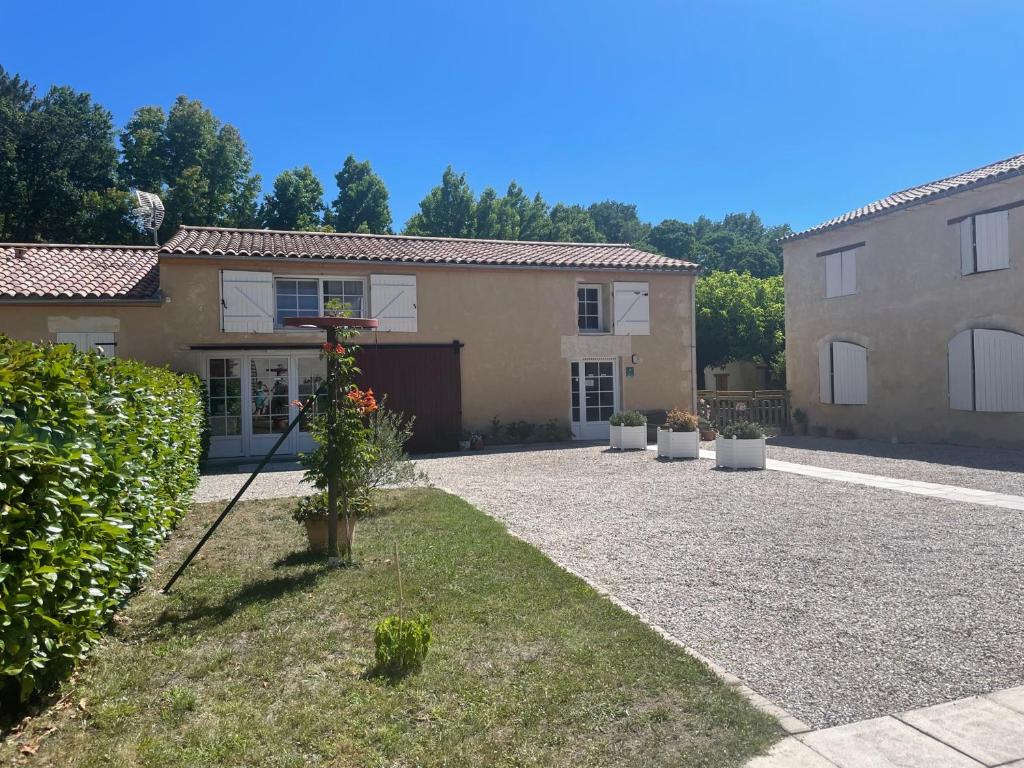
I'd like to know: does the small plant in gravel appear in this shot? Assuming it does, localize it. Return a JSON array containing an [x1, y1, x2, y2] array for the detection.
[[720, 421, 765, 439], [609, 410, 647, 427], [662, 408, 698, 432]]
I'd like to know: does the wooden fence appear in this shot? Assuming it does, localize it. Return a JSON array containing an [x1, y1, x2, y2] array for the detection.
[[697, 390, 790, 430]]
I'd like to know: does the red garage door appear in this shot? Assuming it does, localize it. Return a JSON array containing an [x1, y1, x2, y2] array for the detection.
[[355, 343, 463, 454]]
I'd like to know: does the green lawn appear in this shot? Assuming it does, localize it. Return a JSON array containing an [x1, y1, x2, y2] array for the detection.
[[2, 488, 779, 767]]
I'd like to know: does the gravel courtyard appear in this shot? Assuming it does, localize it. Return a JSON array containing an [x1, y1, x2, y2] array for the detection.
[[765, 436, 1024, 495], [417, 445, 1024, 729]]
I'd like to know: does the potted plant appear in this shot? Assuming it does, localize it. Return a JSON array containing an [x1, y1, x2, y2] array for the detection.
[[715, 420, 767, 470], [293, 490, 371, 552], [657, 408, 700, 459], [698, 416, 718, 441], [792, 408, 808, 436], [608, 410, 647, 450]]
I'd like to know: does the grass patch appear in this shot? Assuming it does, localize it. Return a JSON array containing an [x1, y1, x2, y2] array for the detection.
[[1, 488, 779, 766]]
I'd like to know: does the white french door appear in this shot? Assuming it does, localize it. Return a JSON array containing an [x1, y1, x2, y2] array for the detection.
[[570, 359, 618, 440], [203, 352, 326, 458]]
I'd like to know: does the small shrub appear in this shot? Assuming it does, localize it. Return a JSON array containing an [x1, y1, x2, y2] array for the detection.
[[486, 417, 571, 445], [720, 420, 765, 439], [662, 408, 698, 432], [792, 408, 808, 425], [608, 410, 647, 427], [291, 490, 372, 523], [374, 615, 431, 676]]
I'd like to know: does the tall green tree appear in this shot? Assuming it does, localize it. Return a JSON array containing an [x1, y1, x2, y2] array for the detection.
[[326, 155, 392, 234], [119, 95, 261, 235], [503, 182, 551, 240], [403, 165, 475, 237], [548, 203, 604, 243], [262, 166, 325, 230], [695, 270, 785, 385], [474, 186, 519, 239], [648, 219, 696, 260], [587, 200, 650, 244], [0, 68, 135, 243]]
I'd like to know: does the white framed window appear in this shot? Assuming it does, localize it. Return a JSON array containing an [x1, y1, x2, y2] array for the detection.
[[948, 328, 1024, 412], [824, 248, 858, 298], [56, 332, 117, 356], [206, 357, 243, 437], [274, 276, 368, 328], [960, 210, 1009, 275], [323, 279, 365, 317], [577, 284, 603, 332], [819, 341, 867, 405]]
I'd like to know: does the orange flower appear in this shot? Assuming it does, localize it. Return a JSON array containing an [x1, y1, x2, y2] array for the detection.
[[346, 387, 378, 415]]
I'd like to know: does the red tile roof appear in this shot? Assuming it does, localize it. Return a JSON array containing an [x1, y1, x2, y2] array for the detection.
[[787, 152, 1024, 242], [161, 226, 698, 272], [0, 245, 159, 300]]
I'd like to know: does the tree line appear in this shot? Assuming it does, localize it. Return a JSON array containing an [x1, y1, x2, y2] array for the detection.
[[0, 66, 787, 378]]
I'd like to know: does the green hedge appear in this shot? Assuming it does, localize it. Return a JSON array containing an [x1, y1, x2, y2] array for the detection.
[[0, 336, 204, 703]]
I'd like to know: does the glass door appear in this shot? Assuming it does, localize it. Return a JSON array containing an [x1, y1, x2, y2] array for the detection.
[[206, 357, 244, 458], [570, 359, 617, 440], [294, 356, 326, 453], [249, 356, 293, 456]]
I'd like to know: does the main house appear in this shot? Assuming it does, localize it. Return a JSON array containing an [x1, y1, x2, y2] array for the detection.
[[783, 153, 1024, 447], [0, 226, 699, 456]]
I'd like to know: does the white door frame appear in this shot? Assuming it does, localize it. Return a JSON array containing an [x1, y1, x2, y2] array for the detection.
[[570, 358, 620, 441]]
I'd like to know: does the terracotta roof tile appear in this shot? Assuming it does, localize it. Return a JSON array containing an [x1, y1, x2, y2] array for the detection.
[[0, 245, 159, 300], [787, 152, 1024, 242], [161, 226, 698, 272]]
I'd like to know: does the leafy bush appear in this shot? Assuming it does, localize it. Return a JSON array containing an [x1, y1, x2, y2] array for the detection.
[[374, 614, 431, 676], [0, 336, 204, 704], [720, 420, 765, 439], [608, 410, 647, 427], [792, 408, 808, 426], [662, 408, 698, 432], [292, 490, 371, 523]]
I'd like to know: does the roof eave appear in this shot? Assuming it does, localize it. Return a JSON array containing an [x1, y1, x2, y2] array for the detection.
[[781, 165, 1024, 245]]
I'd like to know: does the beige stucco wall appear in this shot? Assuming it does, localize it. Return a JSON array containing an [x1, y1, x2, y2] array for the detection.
[[784, 174, 1024, 446], [703, 359, 771, 391], [0, 256, 696, 434]]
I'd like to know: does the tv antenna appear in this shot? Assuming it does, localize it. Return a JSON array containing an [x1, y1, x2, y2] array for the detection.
[[132, 190, 165, 245]]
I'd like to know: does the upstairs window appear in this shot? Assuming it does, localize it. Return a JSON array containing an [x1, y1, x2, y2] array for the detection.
[[824, 246, 858, 298], [275, 278, 319, 327], [960, 210, 1009, 275], [323, 279, 365, 317], [577, 284, 604, 332], [819, 341, 867, 404]]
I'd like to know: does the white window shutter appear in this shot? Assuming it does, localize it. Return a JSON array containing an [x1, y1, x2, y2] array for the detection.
[[56, 332, 116, 356], [371, 274, 417, 332], [818, 342, 833, 404], [975, 211, 1009, 272], [973, 329, 1024, 412], [960, 219, 975, 275], [841, 250, 857, 295], [832, 341, 867, 404], [825, 252, 842, 298], [948, 329, 974, 411], [612, 281, 650, 335], [221, 270, 274, 333]]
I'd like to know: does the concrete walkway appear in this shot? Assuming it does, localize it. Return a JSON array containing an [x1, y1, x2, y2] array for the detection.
[[694, 448, 1024, 512], [748, 685, 1024, 767]]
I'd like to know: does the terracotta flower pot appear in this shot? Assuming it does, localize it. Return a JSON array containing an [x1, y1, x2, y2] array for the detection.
[[304, 518, 341, 552]]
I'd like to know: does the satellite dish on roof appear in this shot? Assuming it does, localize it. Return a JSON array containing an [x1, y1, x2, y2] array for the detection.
[[132, 190, 165, 245]]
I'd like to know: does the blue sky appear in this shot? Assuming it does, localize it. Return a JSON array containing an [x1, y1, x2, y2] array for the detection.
[[5, 1, 1024, 233]]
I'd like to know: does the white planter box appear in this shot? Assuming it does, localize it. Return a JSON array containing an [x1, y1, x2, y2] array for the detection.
[[715, 436, 766, 470], [656, 429, 699, 459], [609, 424, 647, 450]]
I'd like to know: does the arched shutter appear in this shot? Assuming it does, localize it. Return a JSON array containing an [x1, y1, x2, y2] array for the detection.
[[832, 342, 867, 405], [974, 329, 1024, 412], [818, 343, 833, 404], [948, 330, 974, 411]]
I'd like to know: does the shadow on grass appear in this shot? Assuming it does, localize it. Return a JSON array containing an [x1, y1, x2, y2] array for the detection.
[[156, 569, 325, 630], [360, 662, 421, 685], [273, 550, 323, 568]]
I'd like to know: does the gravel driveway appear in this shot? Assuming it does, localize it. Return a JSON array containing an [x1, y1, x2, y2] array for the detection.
[[417, 444, 1024, 729], [765, 437, 1024, 496]]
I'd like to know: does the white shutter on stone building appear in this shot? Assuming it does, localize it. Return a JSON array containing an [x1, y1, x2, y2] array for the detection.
[[221, 270, 274, 333], [831, 341, 867, 405], [370, 274, 417, 332], [973, 329, 1024, 412], [612, 281, 650, 335], [974, 211, 1009, 272], [947, 329, 974, 411]]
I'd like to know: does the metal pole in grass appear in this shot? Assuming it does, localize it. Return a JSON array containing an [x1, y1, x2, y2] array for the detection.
[[162, 387, 320, 594], [163, 314, 379, 592]]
